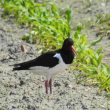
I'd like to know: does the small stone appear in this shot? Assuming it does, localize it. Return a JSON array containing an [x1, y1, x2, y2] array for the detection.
[[22, 96, 26, 100], [27, 105, 36, 110], [59, 91, 66, 96], [54, 82, 61, 87], [64, 82, 68, 87], [19, 80, 25, 86], [68, 84, 73, 88]]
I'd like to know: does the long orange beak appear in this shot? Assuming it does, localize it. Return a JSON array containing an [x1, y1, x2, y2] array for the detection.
[[71, 46, 76, 55]]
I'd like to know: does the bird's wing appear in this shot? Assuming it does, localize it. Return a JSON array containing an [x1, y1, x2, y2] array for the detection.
[[13, 52, 59, 70]]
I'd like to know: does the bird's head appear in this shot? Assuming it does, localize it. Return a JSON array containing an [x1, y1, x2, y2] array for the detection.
[[62, 37, 76, 55]]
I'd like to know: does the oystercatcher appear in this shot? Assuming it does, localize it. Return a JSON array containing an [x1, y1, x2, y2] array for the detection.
[[13, 38, 76, 94]]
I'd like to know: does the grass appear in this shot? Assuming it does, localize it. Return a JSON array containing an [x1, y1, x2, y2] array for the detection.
[[82, 0, 110, 39], [95, 13, 110, 38], [0, 0, 110, 93], [72, 24, 110, 92]]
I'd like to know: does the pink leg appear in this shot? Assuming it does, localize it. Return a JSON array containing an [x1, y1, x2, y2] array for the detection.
[[49, 79, 52, 94], [45, 80, 48, 94]]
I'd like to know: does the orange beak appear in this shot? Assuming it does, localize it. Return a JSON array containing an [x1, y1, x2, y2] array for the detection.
[[71, 46, 76, 55]]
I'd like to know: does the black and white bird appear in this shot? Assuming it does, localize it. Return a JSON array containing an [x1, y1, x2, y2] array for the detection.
[[13, 38, 76, 94]]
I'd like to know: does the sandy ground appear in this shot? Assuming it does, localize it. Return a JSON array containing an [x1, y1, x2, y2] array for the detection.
[[0, 1, 110, 110]]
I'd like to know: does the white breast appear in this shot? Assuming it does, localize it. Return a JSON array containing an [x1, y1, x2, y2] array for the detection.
[[47, 53, 68, 79]]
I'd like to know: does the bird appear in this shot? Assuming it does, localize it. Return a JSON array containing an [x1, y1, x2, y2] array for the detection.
[[12, 38, 76, 94]]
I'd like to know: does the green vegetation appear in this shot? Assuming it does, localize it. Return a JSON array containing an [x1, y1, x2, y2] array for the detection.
[[73, 24, 110, 92], [95, 13, 110, 38], [0, 0, 110, 92]]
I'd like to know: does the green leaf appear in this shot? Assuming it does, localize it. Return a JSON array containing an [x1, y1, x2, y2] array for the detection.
[[65, 7, 71, 23], [89, 36, 103, 47]]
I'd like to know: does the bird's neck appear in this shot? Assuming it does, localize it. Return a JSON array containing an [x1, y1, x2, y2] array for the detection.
[[59, 48, 75, 64]]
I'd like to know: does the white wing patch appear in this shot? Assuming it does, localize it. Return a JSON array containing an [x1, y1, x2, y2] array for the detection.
[[53, 53, 63, 63]]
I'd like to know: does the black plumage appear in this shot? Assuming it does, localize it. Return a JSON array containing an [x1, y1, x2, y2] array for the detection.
[[13, 51, 59, 70]]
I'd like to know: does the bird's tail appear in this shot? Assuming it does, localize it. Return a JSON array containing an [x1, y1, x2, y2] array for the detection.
[[12, 64, 21, 71], [11, 59, 34, 71], [10, 62, 27, 71]]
